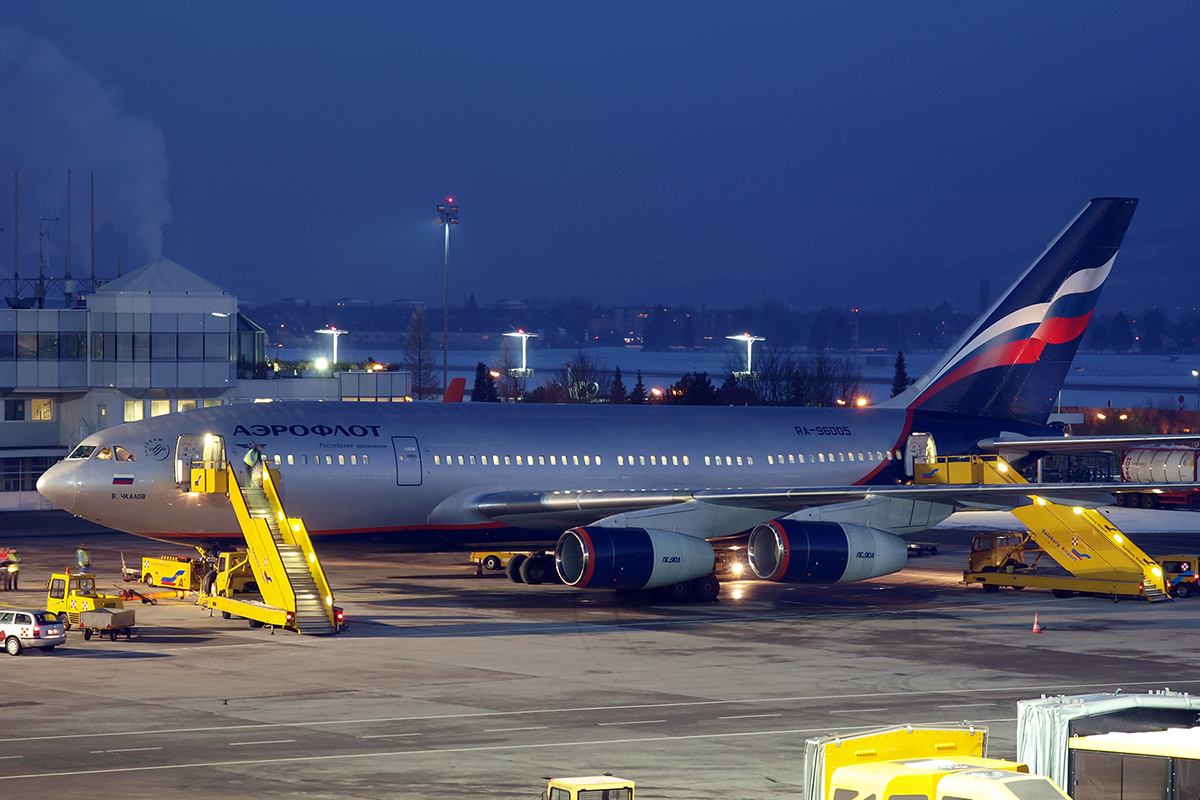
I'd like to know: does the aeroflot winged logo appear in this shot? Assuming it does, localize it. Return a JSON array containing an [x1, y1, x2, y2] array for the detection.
[[233, 423, 382, 438]]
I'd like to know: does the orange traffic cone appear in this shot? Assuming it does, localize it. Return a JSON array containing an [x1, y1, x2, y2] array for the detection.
[[1031, 613, 1042, 634], [474, 561, 484, 577]]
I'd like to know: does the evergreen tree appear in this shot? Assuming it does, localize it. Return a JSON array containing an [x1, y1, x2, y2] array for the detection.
[[485, 370, 500, 402], [629, 370, 647, 404], [891, 351, 910, 398], [609, 366, 627, 404], [1110, 312, 1134, 352], [471, 362, 489, 402]]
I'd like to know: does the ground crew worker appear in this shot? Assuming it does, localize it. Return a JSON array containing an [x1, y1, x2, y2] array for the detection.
[[0, 548, 10, 591], [243, 443, 265, 487], [77, 543, 91, 573], [6, 549, 18, 590]]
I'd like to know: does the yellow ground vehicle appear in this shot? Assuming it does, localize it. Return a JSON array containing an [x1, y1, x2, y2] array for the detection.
[[830, 758, 1031, 800], [134, 554, 207, 590], [543, 776, 634, 800], [968, 532, 1032, 575], [470, 551, 519, 571], [45, 572, 129, 629], [1154, 554, 1199, 598]]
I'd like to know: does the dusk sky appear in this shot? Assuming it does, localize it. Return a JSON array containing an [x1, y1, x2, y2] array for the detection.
[[2, 2, 1198, 312]]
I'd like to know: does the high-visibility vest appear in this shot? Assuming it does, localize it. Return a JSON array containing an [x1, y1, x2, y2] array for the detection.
[[244, 449, 259, 467]]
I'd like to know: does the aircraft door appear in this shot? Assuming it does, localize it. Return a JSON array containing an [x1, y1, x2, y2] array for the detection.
[[175, 434, 225, 486], [391, 437, 422, 486], [905, 433, 936, 478]]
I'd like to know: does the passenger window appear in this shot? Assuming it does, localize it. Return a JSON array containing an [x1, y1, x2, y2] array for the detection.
[[584, 455, 591, 466], [516, 455, 523, 465], [682, 455, 689, 466], [301, 455, 308, 465], [704, 456, 711, 466], [858, 452, 865, 461], [768, 455, 775, 465], [0, 612, 13, 625], [470, 455, 476, 465], [595, 456, 602, 465], [672, 456, 679, 466], [287, 454, 295, 465], [640, 456, 646, 466], [457, 455, 464, 465], [650, 455, 657, 466], [550, 455, 557, 465], [736, 456, 743, 466], [114, 446, 135, 462], [527, 455, 534, 466], [351, 455, 358, 465], [845, 453, 852, 462], [747, 456, 753, 465], [493, 455, 500, 465], [876, 451, 883, 460], [572, 455, 579, 466], [362, 455, 369, 465], [16, 613, 31, 625], [818, 453, 825, 463], [539, 456, 545, 465], [504, 455, 512, 465], [434, 455, 442, 465], [96, 447, 113, 460], [325, 455, 333, 465], [618, 456, 625, 466]]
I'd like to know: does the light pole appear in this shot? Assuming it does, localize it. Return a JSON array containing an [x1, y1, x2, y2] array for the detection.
[[503, 329, 537, 400], [437, 198, 460, 392], [315, 327, 348, 368], [1192, 369, 1199, 433], [726, 333, 765, 379]]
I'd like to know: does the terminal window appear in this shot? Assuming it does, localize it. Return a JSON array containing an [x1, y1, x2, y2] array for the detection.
[[4, 399, 25, 421], [124, 401, 144, 422]]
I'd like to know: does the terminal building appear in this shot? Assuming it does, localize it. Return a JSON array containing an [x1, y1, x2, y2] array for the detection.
[[1, 258, 410, 511]]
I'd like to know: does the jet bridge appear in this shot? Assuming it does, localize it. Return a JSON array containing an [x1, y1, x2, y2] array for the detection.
[[915, 455, 1169, 601], [185, 436, 340, 634]]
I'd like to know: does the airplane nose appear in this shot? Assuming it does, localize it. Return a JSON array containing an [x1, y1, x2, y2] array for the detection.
[[36, 463, 77, 513]]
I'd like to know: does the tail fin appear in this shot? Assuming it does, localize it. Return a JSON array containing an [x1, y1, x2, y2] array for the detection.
[[886, 198, 1138, 424], [442, 377, 466, 403]]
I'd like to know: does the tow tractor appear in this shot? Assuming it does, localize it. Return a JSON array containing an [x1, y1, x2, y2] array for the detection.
[[45, 572, 136, 640], [542, 776, 634, 800]]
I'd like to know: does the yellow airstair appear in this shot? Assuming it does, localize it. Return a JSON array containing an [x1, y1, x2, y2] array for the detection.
[[915, 455, 1169, 601], [188, 444, 339, 634]]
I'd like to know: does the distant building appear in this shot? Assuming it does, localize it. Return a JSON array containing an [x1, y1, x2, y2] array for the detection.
[[0, 258, 409, 511]]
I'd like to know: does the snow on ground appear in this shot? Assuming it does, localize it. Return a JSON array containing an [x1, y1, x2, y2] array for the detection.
[[936, 506, 1200, 535]]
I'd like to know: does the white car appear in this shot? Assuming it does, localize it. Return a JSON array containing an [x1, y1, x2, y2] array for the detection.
[[0, 609, 67, 655]]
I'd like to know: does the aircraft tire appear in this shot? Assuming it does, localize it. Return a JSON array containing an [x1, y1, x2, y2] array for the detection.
[[691, 574, 720, 602], [660, 580, 694, 603], [507, 554, 527, 584], [519, 555, 547, 585]]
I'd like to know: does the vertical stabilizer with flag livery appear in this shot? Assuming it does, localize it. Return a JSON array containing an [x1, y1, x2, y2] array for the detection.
[[886, 198, 1137, 425]]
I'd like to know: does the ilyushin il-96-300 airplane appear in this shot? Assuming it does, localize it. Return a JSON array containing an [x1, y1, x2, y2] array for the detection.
[[36, 197, 1194, 601]]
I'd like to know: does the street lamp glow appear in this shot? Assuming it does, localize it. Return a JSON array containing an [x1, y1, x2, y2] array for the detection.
[[855, 397, 868, 407], [726, 333, 765, 378], [314, 357, 329, 371], [315, 327, 348, 366], [437, 198, 461, 393], [503, 329, 537, 378]]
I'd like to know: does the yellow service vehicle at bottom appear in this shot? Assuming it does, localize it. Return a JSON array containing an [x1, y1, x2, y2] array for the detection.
[[543, 776, 634, 800], [830, 758, 1029, 800], [45, 572, 128, 629]]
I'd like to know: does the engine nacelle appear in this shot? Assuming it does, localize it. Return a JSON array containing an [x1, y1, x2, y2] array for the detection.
[[746, 520, 907, 583], [556, 527, 715, 590]]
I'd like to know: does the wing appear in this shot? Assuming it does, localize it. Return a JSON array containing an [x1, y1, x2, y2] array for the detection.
[[979, 433, 1200, 457], [456, 480, 1199, 533]]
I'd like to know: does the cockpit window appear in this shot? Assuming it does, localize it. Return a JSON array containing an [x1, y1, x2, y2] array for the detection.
[[95, 447, 113, 460], [114, 446, 135, 462], [68, 445, 97, 460]]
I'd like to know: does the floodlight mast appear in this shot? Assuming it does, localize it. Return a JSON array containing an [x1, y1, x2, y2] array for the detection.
[[437, 198, 460, 393], [503, 329, 537, 397], [726, 333, 765, 379], [315, 327, 348, 366]]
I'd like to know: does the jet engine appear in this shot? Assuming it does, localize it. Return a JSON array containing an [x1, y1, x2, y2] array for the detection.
[[746, 520, 907, 583], [555, 526, 715, 590]]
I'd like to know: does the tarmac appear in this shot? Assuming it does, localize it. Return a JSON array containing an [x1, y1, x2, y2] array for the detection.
[[0, 508, 1197, 798]]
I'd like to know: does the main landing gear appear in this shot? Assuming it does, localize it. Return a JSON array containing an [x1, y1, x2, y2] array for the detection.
[[506, 552, 720, 603]]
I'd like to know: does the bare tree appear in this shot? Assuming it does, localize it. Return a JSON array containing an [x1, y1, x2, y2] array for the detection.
[[550, 349, 611, 403], [402, 308, 438, 399]]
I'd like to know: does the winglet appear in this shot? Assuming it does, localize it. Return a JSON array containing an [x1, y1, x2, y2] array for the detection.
[[442, 377, 466, 403]]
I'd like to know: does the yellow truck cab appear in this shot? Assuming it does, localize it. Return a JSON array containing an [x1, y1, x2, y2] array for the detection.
[[830, 757, 1027, 800], [543, 776, 634, 800], [207, 550, 257, 597], [968, 533, 1032, 574], [46, 572, 125, 628]]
